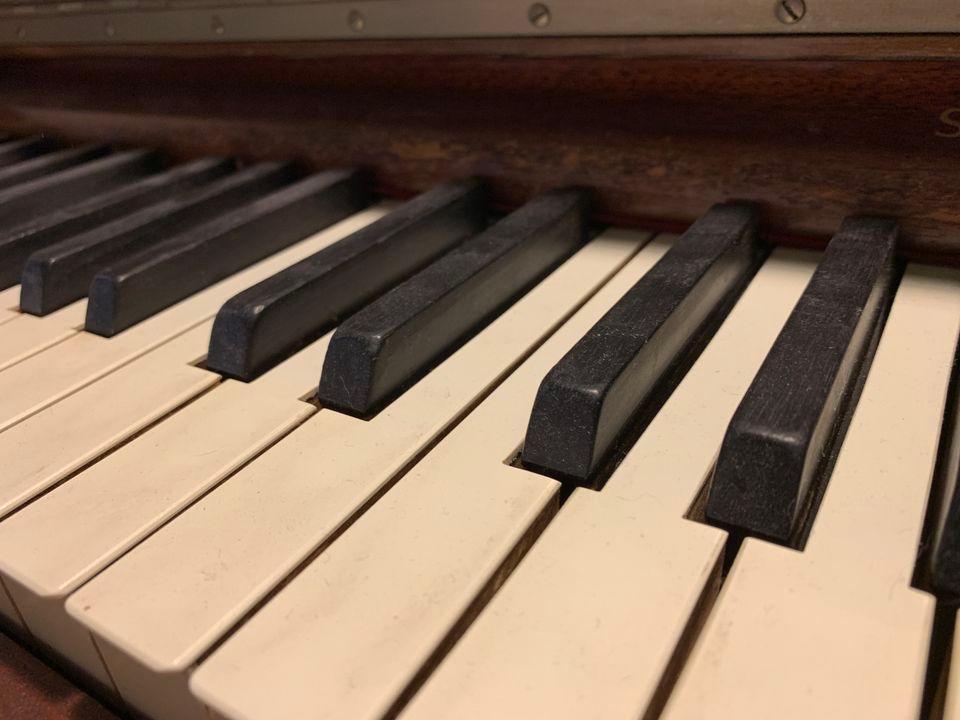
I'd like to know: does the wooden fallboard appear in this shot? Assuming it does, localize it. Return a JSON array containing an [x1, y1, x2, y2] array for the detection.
[[0, 35, 956, 262]]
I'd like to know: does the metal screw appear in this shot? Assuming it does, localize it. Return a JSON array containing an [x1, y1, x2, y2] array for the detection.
[[211, 15, 224, 34], [347, 10, 365, 32], [775, 0, 805, 24], [528, 2, 550, 28], [15, 25, 24, 39], [103, 20, 115, 37]]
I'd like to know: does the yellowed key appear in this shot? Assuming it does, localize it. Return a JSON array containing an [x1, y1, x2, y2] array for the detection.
[[0, 322, 218, 520], [67, 230, 650, 720], [191, 247, 817, 720], [0, 207, 387, 433], [662, 266, 960, 720], [0, 300, 85, 371], [0, 285, 20, 324]]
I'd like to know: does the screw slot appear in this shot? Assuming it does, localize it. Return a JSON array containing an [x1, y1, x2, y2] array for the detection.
[[347, 10, 365, 32], [15, 25, 24, 39], [211, 15, 224, 34], [103, 20, 115, 37], [528, 2, 550, 28], [775, 0, 806, 24]]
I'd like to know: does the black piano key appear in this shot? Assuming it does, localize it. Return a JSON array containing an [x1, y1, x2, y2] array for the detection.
[[0, 148, 161, 228], [705, 217, 898, 544], [206, 178, 487, 381], [0, 144, 110, 192], [318, 188, 589, 417], [521, 202, 767, 485], [0, 157, 234, 290], [0, 136, 55, 167], [930, 399, 960, 598], [0, 157, 234, 287], [20, 161, 297, 315], [85, 169, 369, 337]]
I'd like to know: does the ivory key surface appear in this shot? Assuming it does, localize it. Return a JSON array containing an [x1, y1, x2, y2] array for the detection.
[[662, 265, 960, 720], [186, 238, 682, 720], [67, 230, 649, 720], [0, 300, 85, 371]]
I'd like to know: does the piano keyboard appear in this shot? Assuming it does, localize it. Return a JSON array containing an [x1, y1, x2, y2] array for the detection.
[[0, 137, 959, 720]]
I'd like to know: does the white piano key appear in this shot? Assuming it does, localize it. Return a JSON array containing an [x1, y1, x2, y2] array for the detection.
[[0, 284, 20, 323], [0, 206, 388, 434], [944, 621, 960, 720], [0, 381, 314, 686], [0, 300, 85, 371], [181, 237, 668, 720], [0, 323, 219, 521], [662, 265, 960, 720], [66, 229, 650, 720], [192, 247, 816, 720]]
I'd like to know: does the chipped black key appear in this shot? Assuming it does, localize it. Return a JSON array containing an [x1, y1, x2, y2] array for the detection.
[[85, 168, 368, 336], [20, 161, 296, 315], [0, 148, 160, 227], [0, 136, 55, 167], [319, 188, 589, 416], [0, 157, 234, 290], [0, 144, 109, 192], [705, 217, 898, 544], [206, 177, 487, 381], [521, 202, 766, 486]]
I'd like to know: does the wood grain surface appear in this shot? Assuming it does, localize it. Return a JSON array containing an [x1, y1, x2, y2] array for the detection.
[[0, 631, 117, 720], [0, 36, 957, 265]]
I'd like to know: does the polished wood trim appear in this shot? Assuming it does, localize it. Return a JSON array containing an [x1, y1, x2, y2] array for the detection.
[[0, 35, 957, 265]]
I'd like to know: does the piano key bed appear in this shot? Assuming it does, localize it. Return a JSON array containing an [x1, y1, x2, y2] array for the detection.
[[0, 136, 959, 720]]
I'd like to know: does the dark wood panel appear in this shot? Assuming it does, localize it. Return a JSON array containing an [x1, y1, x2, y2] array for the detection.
[[0, 632, 117, 720], [0, 35, 957, 265]]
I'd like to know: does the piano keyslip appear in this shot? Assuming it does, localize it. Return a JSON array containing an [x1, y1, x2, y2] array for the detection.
[[64, 229, 645, 720], [662, 265, 960, 720]]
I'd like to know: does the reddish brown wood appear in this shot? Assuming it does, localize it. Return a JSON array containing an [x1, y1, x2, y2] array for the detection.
[[0, 632, 116, 720], [0, 36, 957, 265]]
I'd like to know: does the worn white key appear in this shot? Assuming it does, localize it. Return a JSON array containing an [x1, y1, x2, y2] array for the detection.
[[0, 326, 336, 683], [0, 206, 387, 433], [67, 230, 649, 720], [0, 322, 219, 520], [0, 300, 85, 371], [401, 250, 816, 720], [191, 247, 816, 720], [183, 238, 668, 720], [944, 622, 960, 720], [0, 285, 20, 324], [661, 266, 960, 720]]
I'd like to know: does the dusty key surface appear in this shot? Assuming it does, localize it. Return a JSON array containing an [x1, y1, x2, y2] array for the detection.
[[206, 178, 486, 381], [68, 230, 645, 720], [706, 216, 898, 543], [520, 202, 765, 485], [0, 206, 387, 434], [318, 188, 588, 416], [397, 249, 816, 720], [663, 265, 960, 720]]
